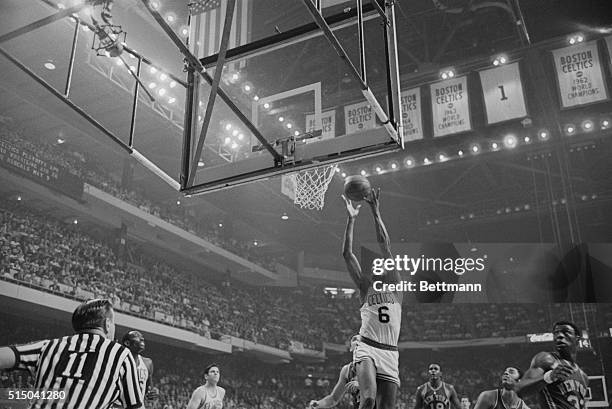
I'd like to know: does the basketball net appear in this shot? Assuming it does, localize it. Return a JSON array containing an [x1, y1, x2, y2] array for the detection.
[[285, 165, 337, 210]]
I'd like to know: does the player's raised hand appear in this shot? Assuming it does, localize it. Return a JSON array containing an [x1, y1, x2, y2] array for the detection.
[[364, 188, 380, 208], [342, 195, 361, 218], [308, 400, 319, 409]]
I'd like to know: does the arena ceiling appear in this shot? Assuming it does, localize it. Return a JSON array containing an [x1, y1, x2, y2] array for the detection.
[[1, 0, 611, 274]]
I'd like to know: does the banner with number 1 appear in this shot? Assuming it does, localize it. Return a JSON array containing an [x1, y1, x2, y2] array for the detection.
[[479, 62, 528, 125]]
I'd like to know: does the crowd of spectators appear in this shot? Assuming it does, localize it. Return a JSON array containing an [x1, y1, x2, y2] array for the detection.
[[0, 119, 279, 270], [1, 196, 604, 352]]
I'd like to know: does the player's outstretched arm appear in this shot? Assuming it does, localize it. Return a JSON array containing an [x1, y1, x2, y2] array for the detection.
[[309, 364, 350, 408], [144, 357, 159, 399], [0, 347, 16, 369], [186, 387, 204, 409], [342, 195, 369, 295], [365, 189, 399, 284], [472, 391, 494, 409], [449, 385, 463, 409], [414, 386, 424, 409], [516, 352, 575, 398]]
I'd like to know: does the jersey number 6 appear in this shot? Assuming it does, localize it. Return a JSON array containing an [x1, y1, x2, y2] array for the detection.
[[378, 306, 390, 323]]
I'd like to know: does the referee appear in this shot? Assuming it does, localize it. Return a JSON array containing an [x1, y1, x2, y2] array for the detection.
[[0, 299, 144, 409]]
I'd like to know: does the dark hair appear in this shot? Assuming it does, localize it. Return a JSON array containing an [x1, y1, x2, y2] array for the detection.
[[429, 363, 441, 370], [204, 363, 220, 376], [553, 321, 582, 338], [72, 299, 113, 332], [121, 330, 143, 344], [506, 366, 523, 379]]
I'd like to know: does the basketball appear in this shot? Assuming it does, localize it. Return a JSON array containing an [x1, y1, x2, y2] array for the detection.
[[343, 175, 372, 201]]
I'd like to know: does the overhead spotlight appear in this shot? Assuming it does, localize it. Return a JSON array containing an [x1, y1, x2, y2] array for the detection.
[[263, 102, 270, 109], [237, 133, 244, 141], [360, 169, 367, 176], [457, 149, 464, 157], [197, 160, 205, 167], [224, 137, 231, 145], [404, 157, 415, 167], [335, 167, 341, 173], [438, 153, 448, 162], [57, 138, 66, 144], [44, 61, 56, 70], [491, 142, 499, 150], [157, 88, 166, 96], [232, 129, 239, 137], [16, 195, 22, 201], [538, 129, 549, 140], [524, 136, 531, 143], [468, 213, 474, 219], [115, 58, 123, 66], [179, 26, 189, 37], [129, 65, 136, 72], [591, 194, 598, 200], [281, 213, 289, 220], [503, 134, 518, 149], [253, 95, 259, 101], [218, 222, 223, 228], [390, 161, 399, 170], [564, 124, 576, 135], [149, 66, 157, 74], [560, 198, 567, 204], [148, 82, 157, 89], [524, 204, 530, 210], [495, 209, 502, 215], [341, 172, 347, 178], [294, 130, 300, 136], [375, 165, 383, 173], [505, 207, 511, 213], [581, 120, 594, 132], [243, 84, 251, 92], [439, 68, 455, 80], [601, 119, 610, 129], [57, 3, 66, 9], [230, 72, 240, 83], [278, 117, 284, 122], [514, 206, 521, 212], [169, 80, 177, 88], [253, 240, 259, 246], [82, 25, 90, 32], [225, 123, 232, 131], [492, 55, 508, 66], [423, 157, 431, 165], [149, 0, 161, 10], [231, 142, 239, 149], [470, 143, 480, 154], [581, 195, 588, 201], [568, 33, 585, 45], [168, 97, 176, 104], [286, 123, 292, 129], [159, 73, 168, 81]]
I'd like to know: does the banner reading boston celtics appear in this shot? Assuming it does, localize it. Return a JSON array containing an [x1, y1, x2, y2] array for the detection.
[[400, 87, 423, 141], [551, 40, 608, 108], [431, 76, 471, 137]]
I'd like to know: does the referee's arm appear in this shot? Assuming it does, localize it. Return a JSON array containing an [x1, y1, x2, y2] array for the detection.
[[118, 351, 145, 408], [0, 340, 48, 371]]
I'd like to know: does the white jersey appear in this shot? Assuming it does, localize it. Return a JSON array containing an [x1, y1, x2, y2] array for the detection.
[[197, 385, 225, 409], [136, 355, 149, 396], [359, 287, 402, 346]]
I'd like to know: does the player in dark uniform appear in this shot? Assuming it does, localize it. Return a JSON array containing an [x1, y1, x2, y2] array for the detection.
[[414, 363, 462, 409], [473, 367, 530, 409], [122, 331, 159, 401], [516, 321, 589, 409], [309, 335, 361, 409]]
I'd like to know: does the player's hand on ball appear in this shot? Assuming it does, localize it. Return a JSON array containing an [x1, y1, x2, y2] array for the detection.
[[342, 195, 361, 218], [345, 380, 359, 395], [364, 188, 380, 207], [309, 400, 319, 408], [550, 361, 575, 382]]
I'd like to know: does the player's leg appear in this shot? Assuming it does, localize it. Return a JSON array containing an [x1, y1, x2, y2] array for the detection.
[[376, 379, 398, 409], [356, 358, 377, 409]]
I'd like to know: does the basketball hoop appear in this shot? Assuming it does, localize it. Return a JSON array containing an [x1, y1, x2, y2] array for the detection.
[[291, 164, 338, 210]]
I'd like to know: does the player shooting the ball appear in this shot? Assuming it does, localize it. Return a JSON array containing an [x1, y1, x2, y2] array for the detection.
[[342, 184, 402, 409]]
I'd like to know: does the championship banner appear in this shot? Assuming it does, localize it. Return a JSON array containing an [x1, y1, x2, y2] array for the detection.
[[400, 87, 423, 141], [306, 109, 335, 140], [606, 36, 612, 67], [551, 41, 608, 108], [431, 76, 471, 137], [344, 101, 375, 135], [0, 136, 84, 200], [479, 62, 527, 124]]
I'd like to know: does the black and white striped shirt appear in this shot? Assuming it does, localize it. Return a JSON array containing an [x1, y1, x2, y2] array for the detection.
[[10, 333, 143, 409]]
